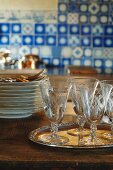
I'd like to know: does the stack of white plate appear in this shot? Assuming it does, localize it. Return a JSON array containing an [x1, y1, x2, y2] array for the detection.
[[0, 80, 43, 118]]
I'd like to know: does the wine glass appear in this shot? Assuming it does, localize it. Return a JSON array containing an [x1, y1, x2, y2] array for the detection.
[[102, 80, 113, 140], [39, 77, 71, 145], [67, 77, 98, 145], [81, 80, 112, 145]]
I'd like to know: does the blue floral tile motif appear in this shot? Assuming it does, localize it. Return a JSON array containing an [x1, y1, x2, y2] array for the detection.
[[0, 35, 9, 45], [69, 24, 80, 34], [52, 58, 60, 66], [104, 59, 113, 68], [92, 24, 104, 35], [58, 24, 68, 34], [0, 23, 10, 34], [46, 36, 57, 46], [35, 35, 45, 45], [19, 46, 31, 56], [79, 4, 88, 13], [81, 25, 91, 35], [99, 15, 108, 24], [11, 23, 21, 34], [46, 24, 57, 35], [58, 13, 67, 23], [88, 2, 100, 15], [58, 3, 68, 12], [83, 48, 92, 57], [94, 58, 104, 68], [35, 24, 45, 34], [61, 47, 72, 58], [39, 46, 52, 58], [100, 4, 109, 13], [104, 37, 113, 47], [79, 14, 89, 24], [82, 58, 93, 66], [68, 35, 81, 46], [22, 23, 34, 35], [10, 35, 22, 45], [93, 37, 103, 47], [61, 58, 71, 66], [81, 36, 91, 46], [52, 46, 61, 58], [71, 58, 82, 66], [104, 25, 113, 36], [72, 47, 83, 58], [22, 35, 34, 45], [58, 36, 68, 46]]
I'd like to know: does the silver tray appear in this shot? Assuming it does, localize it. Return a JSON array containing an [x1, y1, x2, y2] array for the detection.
[[29, 115, 113, 149]]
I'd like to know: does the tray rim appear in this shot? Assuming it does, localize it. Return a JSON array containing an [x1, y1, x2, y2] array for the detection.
[[29, 122, 113, 150]]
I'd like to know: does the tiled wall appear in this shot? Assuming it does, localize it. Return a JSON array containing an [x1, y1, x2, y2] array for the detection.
[[0, 0, 113, 73]]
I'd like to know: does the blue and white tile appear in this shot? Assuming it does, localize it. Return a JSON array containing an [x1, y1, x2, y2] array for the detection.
[[0, 23, 10, 34], [44, 11, 58, 24], [81, 25, 91, 35], [79, 4, 88, 13], [81, 36, 91, 47], [35, 24, 45, 34], [31, 46, 40, 55], [42, 58, 51, 65], [93, 37, 103, 47], [100, 4, 109, 13], [58, 3, 68, 12], [71, 58, 82, 66], [32, 11, 44, 23], [99, 15, 108, 24], [52, 58, 60, 66], [61, 58, 71, 66], [82, 58, 93, 66], [19, 46, 31, 57], [89, 15, 98, 24], [93, 48, 103, 58], [104, 59, 113, 68], [68, 35, 80, 46], [10, 35, 22, 45], [0, 35, 9, 45], [61, 47, 72, 58], [35, 36, 45, 45], [104, 68, 113, 74], [46, 24, 57, 35], [83, 48, 92, 57], [22, 23, 34, 35], [11, 23, 21, 34], [22, 35, 34, 46], [88, 2, 99, 14], [69, 24, 80, 34], [92, 24, 104, 35], [104, 37, 113, 47], [46, 36, 57, 46], [104, 25, 113, 35], [58, 13, 67, 23], [10, 45, 20, 59], [39, 46, 52, 58], [67, 13, 79, 24], [58, 36, 68, 46], [58, 24, 68, 34], [72, 47, 83, 58], [94, 59, 104, 68], [79, 14, 89, 24], [103, 48, 113, 58]]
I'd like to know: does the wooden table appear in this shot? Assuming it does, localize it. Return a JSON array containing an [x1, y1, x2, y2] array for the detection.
[[0, 74, 113, 170]]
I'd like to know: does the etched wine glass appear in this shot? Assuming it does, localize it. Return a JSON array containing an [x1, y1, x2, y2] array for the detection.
[[39, 77, 71, 145], [81, 81, 112, 145], [102, 80, 113, 140], [67, 77, 98, 145]]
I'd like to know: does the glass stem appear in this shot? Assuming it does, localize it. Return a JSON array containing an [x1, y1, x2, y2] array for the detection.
[[78, 125, 84, 146], [50, 122, 58, 138], [90, 122, 97, 144], [111, 119, 113, 136]]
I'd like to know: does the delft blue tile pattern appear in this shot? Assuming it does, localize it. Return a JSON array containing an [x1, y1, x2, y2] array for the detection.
[[0, 1, 113, 73]]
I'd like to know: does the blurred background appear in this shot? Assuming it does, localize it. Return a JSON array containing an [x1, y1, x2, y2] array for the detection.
[[0, 0, 112, 75]]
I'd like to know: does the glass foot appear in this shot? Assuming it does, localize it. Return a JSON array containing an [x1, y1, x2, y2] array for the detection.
[[38, 133, 69, 145], [67, 128, 89, 137]]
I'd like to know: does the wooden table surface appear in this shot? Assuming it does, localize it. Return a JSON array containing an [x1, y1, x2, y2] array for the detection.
[[0, 74, 113, 170]]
